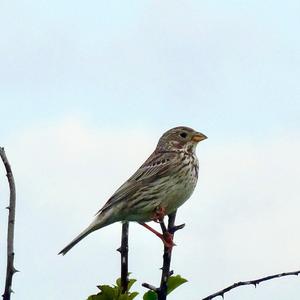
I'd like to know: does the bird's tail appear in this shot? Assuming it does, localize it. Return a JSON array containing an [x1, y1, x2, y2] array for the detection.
[[58, 217, 108, 255]]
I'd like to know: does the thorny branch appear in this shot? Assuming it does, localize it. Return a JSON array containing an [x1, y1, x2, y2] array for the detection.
[[117, 222, 129, 293], [0, 147, 18, 300], [202, 270, 300, 300], [142, 210, 185, 300]]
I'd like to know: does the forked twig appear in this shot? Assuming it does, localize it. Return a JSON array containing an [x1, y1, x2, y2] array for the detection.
[[142, 210, 185, 300], [157, 212, 176, 300]]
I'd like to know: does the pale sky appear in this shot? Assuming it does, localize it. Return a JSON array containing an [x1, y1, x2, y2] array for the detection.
[[0, 1, 300, 300]]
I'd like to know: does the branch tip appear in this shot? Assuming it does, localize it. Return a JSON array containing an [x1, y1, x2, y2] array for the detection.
[[169, 223, 185, 234], [142, 282, 159, 292], [202, 270, 300, 300]]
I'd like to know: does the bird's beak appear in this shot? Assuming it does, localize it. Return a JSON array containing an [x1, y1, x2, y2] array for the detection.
[[192, 132, 207, 142]]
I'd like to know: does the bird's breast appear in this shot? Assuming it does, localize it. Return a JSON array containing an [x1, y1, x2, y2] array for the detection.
[[162, 153, 199, 214]]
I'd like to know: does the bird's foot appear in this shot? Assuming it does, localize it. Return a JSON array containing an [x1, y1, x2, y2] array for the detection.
[[139, 222, 176, 250]]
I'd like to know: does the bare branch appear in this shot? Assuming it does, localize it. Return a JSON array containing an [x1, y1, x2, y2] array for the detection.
[[117, 222, 129, 293], [0, 147, 17, 300], [202, 270, 300, 300]]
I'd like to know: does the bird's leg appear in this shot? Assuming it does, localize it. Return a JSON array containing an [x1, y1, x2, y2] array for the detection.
[[139, 222, 175, 249], [159, 219, 175, 252], [151, 206, 167, 223]]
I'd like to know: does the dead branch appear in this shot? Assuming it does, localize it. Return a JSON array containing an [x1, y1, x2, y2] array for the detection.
[[0, 147, 18, 300], [202, 270, 300, 300]]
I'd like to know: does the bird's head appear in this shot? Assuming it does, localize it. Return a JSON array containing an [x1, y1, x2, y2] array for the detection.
[[156, 126, 207, 153]]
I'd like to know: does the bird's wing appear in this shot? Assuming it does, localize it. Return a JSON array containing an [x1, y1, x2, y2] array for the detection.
[[96, 151, 177, 214]]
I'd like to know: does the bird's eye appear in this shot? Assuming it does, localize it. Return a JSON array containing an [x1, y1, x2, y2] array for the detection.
[[179, 132, 188, 138]]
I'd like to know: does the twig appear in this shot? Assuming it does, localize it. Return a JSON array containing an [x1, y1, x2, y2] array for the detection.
[[142, 210, 185, 300], [142, 282, 159, 292], [117, 222, 129, 293], [202, 270, 300, 300], [0, 147, 18, 300]]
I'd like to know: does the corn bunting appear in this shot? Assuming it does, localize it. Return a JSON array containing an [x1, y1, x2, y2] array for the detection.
[[59, 126, 206, 255]]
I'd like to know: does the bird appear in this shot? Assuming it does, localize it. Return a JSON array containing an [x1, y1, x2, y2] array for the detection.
[[59, 126, 207, 255]]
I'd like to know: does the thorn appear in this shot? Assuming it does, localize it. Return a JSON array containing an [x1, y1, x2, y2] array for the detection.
[[169, 223, 185, 233], [169, 270, 174, 276], [12, 267, 20, 274], [116, 247, 121, 253], [5, 206, 10, 210], [221, 293, 224, 299]]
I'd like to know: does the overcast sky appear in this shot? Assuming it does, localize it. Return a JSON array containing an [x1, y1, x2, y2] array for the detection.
[[0, 1, 300, 300]]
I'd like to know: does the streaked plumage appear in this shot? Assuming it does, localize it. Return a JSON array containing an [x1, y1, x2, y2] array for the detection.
[[59, 126, 207, 255]]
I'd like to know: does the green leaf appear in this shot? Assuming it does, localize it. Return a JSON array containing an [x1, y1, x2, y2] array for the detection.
[[115, 277, 136, 293], [87, 294, 107, 300], [116, 273, 131, 288], [128, 292, 139, 300], [89, 275, 138, 300], [98, 285, 116, 299], [116, 278, 121, 288], [143, 291, 157, 300], [167, 275, 188, 295], [118, 294, 129, 300], [127, 279, 137, 291]]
